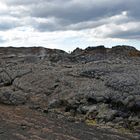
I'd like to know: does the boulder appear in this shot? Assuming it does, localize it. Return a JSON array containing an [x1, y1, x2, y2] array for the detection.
[[0, 89, 27, 105], [96, 104, 118, 122], [48, 99, 62, 109], [80, 105, 97, 114]]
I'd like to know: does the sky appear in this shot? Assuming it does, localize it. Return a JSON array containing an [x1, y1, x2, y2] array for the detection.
[[0, 0, 140, 52]]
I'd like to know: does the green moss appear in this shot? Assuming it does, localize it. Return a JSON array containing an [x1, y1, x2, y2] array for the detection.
[[86, 119, 97, 126]]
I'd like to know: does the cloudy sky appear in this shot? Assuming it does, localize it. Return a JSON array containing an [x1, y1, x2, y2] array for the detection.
[[0, 0, 140, 51]]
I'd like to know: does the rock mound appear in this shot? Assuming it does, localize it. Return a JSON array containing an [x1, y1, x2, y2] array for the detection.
[[0, 45, 140, 139]]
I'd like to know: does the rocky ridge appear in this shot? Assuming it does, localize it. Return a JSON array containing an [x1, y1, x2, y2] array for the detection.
[[0, 45, 140, 140]]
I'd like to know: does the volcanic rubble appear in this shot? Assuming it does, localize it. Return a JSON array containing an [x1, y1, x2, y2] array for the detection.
[[0, 45, 140, 140]]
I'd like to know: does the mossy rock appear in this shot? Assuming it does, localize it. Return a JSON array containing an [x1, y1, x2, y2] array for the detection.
[[85, 119, 97, 126]]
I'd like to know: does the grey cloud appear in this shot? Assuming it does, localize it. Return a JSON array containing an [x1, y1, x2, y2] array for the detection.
[[27, 0, 139, 32], [33, 18, 107, 31], [0, 0, 140, 40], [3, 0, 124, 24], [0, 21, 17, 31], [123, 0, 140, 20], [31, 11, 130, 32], [0, 17, 21, 31], [1, 0, 41, 5], [111, 30, 140, 40], [29, 1, 124, 23]]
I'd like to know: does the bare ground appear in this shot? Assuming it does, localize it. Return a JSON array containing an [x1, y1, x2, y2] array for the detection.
[[0, 105, 139, 140]]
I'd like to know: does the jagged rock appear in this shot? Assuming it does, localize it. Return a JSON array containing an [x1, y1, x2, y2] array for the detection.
[[96, 104, 118, 122], [71, 47, 83, 55], [0, 68, 31, 87], [0, 88, 27, 105], [0, 71, 12, 86], [123, 95, 135, 105], [85, 45, 106, 51], [135, 100, 140, 111], [111, 45, 136, 52], [67, 99, 81, 109], [105, 73, 137, 92], [80, 105, 97, 114], [48, 99, 62, 109]]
